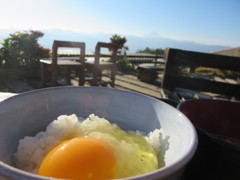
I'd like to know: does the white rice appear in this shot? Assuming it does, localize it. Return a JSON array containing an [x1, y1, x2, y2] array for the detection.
[[13, 114, 169, 174]]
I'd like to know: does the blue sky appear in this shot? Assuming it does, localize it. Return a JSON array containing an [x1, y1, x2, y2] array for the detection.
[[0, 0, 240, 47]]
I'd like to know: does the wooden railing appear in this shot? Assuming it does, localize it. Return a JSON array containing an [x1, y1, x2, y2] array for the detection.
[[121, 54, 164, 65], [58, 51, 165, 65]]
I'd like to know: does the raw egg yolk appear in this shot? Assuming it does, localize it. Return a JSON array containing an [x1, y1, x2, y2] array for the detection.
[[38, 137, 116, 180]]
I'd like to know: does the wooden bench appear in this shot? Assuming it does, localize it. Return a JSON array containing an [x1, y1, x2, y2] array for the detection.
[[161, 48, 240, 101], [40, 40, 85, 87]]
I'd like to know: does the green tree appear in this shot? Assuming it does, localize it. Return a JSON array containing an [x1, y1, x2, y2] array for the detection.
[[0, 30, 50, 79], [0, 30, 50, 68], [137, 47, 164, 55]]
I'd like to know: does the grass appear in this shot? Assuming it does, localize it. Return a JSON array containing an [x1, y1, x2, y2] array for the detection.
[[194, 67, 240, 79]]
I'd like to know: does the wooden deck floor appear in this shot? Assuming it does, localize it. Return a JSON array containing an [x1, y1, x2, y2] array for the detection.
[[2, 72, 164, 99], [71, 72, 164, 98]]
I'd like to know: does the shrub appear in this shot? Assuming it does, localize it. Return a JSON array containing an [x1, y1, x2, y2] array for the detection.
[[109, 34, 128, 54], [109, 34, 134, 72], [117, 57, 135, 72], [0, 30, 50, 80]]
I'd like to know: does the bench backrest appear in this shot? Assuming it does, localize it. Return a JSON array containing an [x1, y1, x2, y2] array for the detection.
[[94, 42, 118, 65], [52, 40, 86, 65], [161, 48, 240, 100]]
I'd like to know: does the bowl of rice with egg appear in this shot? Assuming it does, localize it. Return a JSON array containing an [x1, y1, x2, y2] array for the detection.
[[0, 86, 197, 180]]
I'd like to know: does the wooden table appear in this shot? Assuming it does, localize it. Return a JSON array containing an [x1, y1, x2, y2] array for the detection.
[[137, 63, 164, 83], [40, 58, 83, 87]]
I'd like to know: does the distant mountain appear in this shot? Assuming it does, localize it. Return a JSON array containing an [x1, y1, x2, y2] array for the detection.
[[0, 29, 231, 53]]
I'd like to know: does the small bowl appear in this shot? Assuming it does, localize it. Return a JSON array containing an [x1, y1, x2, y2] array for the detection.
[[0, 86, 197, 180], [178, 99, 240, 180]]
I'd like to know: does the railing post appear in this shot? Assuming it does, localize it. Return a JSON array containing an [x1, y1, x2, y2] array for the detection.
[[154, 54, 158, 66]]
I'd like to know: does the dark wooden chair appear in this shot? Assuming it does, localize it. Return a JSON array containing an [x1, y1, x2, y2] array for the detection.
[[161, 48, 240, 101], [40, 40, 85, 87], [84, 42, 118, 87]]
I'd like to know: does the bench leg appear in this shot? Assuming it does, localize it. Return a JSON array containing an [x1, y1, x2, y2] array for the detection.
[[79, 66, 85, 86], [40, 63, 46, 88]]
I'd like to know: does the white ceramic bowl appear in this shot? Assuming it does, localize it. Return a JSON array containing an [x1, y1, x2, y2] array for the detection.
[[0, 86, 197, 180]]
